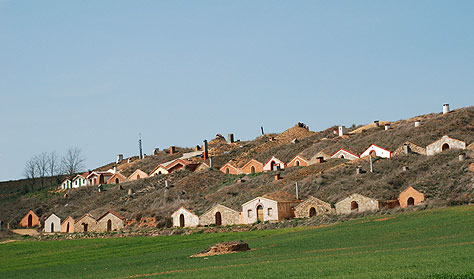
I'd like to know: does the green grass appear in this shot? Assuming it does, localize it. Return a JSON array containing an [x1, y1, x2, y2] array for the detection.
[[1, 205, 473, 279]]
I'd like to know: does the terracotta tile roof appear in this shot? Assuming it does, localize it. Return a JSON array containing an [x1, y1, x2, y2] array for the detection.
[[97, 210, 125, 221]]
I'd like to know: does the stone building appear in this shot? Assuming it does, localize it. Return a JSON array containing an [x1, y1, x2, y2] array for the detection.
[[199, 204, 241, 226], [392, 141, 427, 157], [241, 159, 264, 174], [195, 162, 210, 172], [263, 156, 286, 171], [335, 194, 379, 215], [219, 162, 242, 175], [331, 148, 359, 161], [426, 135, 466, 156], [308, 151, 331, 164], [74, 214, 97, 232], [60, 216, 75, 233], [166, 159, 200, 174], [19, 210, 41, 228], [127, 169, 149, 181], [399, 187, 425, 208], [360, 144, 391, 159], [171, 207, 200, 228], [294, 196, 334, 218], [96, 210, 126, 232], [107, 172, 127, 184], [44, 214, 61, 233], [241, 191, 299, 224], [287, 155, 309, 167]]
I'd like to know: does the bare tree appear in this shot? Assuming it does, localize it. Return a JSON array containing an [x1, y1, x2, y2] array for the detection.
[[23, 157, 37, 192], [35, 152, 48, 188], [48, 151, 60, 184], [61, 147, 86, 177]]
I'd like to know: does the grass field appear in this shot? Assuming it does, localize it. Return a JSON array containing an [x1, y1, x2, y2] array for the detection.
[[1, 205, 473, 279]]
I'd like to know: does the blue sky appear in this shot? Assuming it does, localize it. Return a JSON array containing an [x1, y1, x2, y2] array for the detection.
[[1, 1, 473, 181]]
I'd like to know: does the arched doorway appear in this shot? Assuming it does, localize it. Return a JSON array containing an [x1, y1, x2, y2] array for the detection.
[[351, 201, 359, 212], [370, 150, 377, 157], [309, 207, 316, 217], [226, 168, 230, 174], [407, 197, 415, 206], [340, 155, 345, 159], [442, 143, 450, 151], [107, 219, 112, 232], [251, 166, 256, 174], [270, 161, 276, 171], [215, 212, 222, 226], [137, 174, 140, 179], [82, 223, 88, 232], [99, 174, 104, 184], [115, 178, 119, 184], [66, 223, 70, 233], [295, 160, 300, 167], [50, 222, 54, 232], [179, 214, 185, 227], [257, 205, 264, 222], [28, 214, 33, 227]]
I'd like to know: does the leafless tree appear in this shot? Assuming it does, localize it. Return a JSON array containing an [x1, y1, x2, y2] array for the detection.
[[35, 152, 48, 188], [61, 147, 86, 177], [23, 157, 37, 192], [48, 151, 60, 183]]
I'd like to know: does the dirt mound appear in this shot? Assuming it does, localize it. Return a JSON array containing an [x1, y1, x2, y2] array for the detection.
[[191, 240, 250, 257]]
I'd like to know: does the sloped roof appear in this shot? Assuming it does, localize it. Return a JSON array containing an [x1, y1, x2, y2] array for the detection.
[[97, 210, 125, 222], [262, 190, 298, 202]]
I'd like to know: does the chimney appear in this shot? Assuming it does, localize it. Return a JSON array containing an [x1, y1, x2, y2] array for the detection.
[[153, 148, 160, 155], [113, 166, 117, 173], [374, 120, 380, 127], [316, 157, 324, 164], [384, 123, 391, 130], [338, 126, 346, 137], [402, 166, 409, 171], [414, 121, 421, 127], [116, 154, 123, 164], [169, 146, 176, 155], [203, 140, 209, 160], [443, 103, 450, 114], [228, 134, 234, 143], [274, 173, 281, 181], [459, 153, 466, 161], [356, 166, 363, 174], [295, 182, 299, 200], [403, 144, 411, 154]]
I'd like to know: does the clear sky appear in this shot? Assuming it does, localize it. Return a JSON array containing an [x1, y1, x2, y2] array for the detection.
[[1, 1, 473, 181]]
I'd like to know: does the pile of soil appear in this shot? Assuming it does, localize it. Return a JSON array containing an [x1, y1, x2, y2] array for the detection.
[[191, 240, 250, 257]]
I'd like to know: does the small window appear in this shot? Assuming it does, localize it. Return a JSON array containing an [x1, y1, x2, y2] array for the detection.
[[247, 209, 253, 217], [268, 208, 273, 216]]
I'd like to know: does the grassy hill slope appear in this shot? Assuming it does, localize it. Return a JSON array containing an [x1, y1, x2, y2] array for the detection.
[[1, 205, 473, 279]]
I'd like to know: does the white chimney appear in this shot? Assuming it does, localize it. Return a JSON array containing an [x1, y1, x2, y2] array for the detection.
[[443, 103, 450, 114], [338, 126, 346, 137]]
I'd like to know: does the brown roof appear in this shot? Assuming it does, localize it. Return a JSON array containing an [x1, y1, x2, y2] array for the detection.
[[97, 210, 125, 222]]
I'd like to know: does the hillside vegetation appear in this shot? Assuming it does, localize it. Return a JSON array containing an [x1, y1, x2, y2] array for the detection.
[[1, 205, 473, 279], [1, 107, 474, 225]]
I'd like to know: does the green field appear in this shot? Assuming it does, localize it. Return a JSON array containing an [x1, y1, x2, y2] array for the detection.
[[1, 206, 473, 279]]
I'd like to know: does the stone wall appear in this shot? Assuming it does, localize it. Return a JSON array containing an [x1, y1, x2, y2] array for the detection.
[[392, 141, 427, 157], [426, 135, 466, 156], [294, 197, 334, 218], [96, 213, 125, 232], [399, 187, 425, 208], [335, 194, 379, 215], [73, 215, 97, 232], [199, 204, 240, 226]]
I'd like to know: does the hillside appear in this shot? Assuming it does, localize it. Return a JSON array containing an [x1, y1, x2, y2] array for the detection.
[[1, 205, 473, 278], [1, 106, 474, 226]]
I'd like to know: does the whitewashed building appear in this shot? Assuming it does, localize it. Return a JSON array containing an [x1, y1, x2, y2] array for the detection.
[[360, 144, 391, 159], [72, 174, 88, 188], [171, 207, 199, 228], [44, 214, 61, 233], [241, 191, 299, 224], [331, 148, 359, 161], [60, 178, 72, 189], [263, 156, 286, 172]]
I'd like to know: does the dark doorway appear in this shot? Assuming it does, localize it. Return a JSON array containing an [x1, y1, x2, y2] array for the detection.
[[340, 155, 345, 159], [115, 178, 119, 184], [407, 197, 415, 206], [50, 222, 54, 232], [442, 143, 450, 151], [179, 214, 185, 227], [351, 201, 359, 212], [370, 150, 377, 157], [215, 212, 222, 226], [309, 207, 316, 217], [137, 174, 140, 179], [257, 205, 264, 222], [28, 214, 32, 227], [295, 160, 300, 167], [99, 174, 104, 184], [82, 223, 88, 232], [270, 161, 276, 171], [251, 166, 256, 174], [107, 219, 112, 232], [66, 223, 70, 233], [226, 168, 230, 174]]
